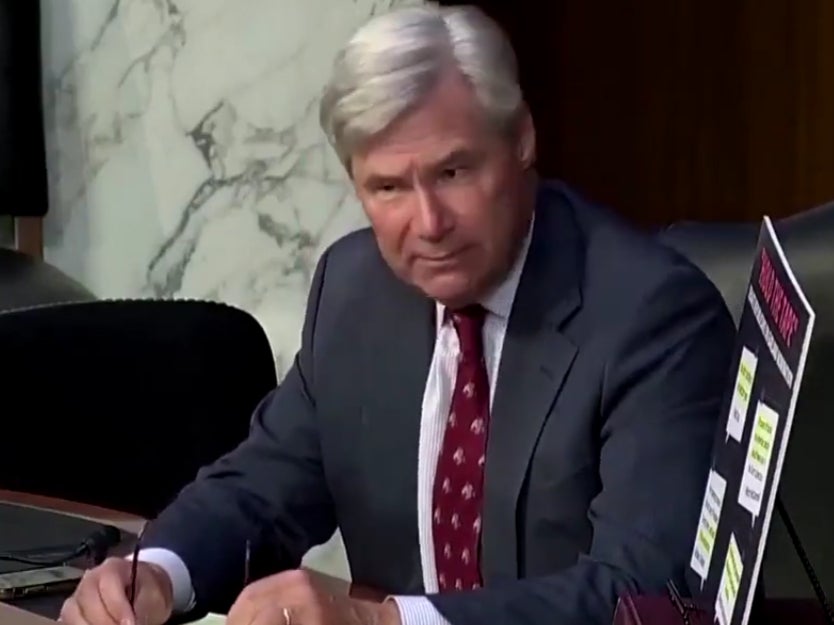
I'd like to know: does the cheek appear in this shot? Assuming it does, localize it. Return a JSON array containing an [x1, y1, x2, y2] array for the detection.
[[440, 186, 490, 225], [444, 186, 504, 243], [366, 206, 411, 259]]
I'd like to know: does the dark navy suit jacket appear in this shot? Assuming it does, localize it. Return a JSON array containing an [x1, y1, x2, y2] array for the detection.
[[144, 181, 736, 625]]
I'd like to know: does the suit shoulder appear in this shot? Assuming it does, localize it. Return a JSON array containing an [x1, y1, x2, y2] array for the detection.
[[316, 227, 382, 281], [312, 226, 398, 313], [322, 227, 376, 263], [557, 185, 729, 320]]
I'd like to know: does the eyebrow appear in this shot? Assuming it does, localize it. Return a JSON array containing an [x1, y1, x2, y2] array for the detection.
[[361, 148, 481, 189], [433, 148, 479, 170]]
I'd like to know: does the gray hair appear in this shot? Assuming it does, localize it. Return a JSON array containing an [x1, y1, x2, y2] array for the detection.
[[319, 4, 523, 169]]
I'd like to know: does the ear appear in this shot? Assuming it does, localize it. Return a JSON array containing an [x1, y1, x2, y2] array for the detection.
[[516, 104, 536, 170]]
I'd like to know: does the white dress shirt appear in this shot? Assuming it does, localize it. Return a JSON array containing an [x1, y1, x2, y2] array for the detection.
[[136, 220, 532, 625]]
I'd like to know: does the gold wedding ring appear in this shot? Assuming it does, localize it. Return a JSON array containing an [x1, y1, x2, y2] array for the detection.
[[282, 606, 292, 625]]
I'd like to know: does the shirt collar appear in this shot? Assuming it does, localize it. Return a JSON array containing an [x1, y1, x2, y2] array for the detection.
[[436, 213, 535, 325]]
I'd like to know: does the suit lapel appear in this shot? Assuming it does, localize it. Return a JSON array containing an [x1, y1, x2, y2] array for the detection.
[[481, 189, 583, 582], [360, 267, 435, 590]]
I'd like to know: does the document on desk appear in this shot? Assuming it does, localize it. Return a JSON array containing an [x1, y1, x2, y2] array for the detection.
[[188, 614, 226, 625]]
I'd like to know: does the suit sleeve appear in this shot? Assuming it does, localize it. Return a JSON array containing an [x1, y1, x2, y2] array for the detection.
[[428, 266, 737, 625], [140, 250, 336, 614]]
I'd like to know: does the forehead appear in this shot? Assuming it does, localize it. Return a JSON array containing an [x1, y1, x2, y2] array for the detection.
[[351, 72, 503, 178]]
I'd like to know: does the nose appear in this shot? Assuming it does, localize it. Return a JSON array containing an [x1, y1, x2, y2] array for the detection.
[[414, 185, 452, 242]]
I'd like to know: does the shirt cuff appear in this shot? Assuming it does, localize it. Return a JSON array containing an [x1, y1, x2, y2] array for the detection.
[[127, 547, 196, 613], [390, 596, 451, 625]]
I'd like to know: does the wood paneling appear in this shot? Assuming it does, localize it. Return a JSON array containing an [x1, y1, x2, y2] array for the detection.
[[441, 1, 834, 227]]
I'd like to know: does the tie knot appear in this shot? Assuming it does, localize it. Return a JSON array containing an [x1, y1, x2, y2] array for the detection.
[[449, 305, 485, 360]]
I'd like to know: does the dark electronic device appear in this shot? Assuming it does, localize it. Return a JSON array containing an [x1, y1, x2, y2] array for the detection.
[[0, 566, 83, 601], [0, 503, 123, 600]]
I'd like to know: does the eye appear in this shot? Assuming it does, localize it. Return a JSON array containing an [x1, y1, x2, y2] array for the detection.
[[440, 166, 467, 181], [371, 181, 403, 197]]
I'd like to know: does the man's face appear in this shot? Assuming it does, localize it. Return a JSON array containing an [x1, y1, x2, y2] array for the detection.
[[350, 70, 536, 308]]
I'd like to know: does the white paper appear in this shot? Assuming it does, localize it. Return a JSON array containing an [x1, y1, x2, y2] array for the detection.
[[186, 614, 225, 625], [715, 534, 744, 625], [726, 347, 758, 443], [738, 401, 780, 521], [690, 469, 727, 586]]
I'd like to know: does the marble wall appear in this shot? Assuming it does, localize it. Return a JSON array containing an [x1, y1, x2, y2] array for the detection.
[[39, 0, 419, 579]]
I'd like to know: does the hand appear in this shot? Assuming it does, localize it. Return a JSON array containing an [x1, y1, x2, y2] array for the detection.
[[227, 569, 401, 625], [59, 557, 174, 625]]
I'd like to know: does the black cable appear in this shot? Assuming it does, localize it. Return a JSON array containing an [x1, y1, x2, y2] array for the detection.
[[0, 525, 122, 568], [775, 495, 834, 625]]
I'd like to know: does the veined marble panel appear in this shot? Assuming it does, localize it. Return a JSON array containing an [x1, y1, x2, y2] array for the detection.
[[40, 0, 421, 580], [40, 0, 420, 376]]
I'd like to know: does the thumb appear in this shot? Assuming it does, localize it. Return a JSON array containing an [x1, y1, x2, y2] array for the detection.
[[97, 567, 137, 625], [129, 588, 168, 625], [131, 567, 174, 625]]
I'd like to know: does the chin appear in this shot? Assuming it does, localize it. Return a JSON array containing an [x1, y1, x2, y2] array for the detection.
[[416, 274, 480, 308]]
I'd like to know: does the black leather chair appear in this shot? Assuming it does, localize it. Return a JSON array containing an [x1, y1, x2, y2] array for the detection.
[[0, 248, 94, 310], [0, 1, 95, 308], [0, 299, 277, 519], [659, 202, 834, 600], [0, 1, 46, 219]]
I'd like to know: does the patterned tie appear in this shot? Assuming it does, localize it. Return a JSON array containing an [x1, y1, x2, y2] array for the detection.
[[432, 305, 489, 592]]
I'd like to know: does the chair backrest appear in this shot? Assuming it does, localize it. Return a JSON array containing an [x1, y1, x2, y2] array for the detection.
[[0, 1, 47, 217], [659, 202, 834, 599], [0, 249, 95, 311], [0, 299, 277, 518]]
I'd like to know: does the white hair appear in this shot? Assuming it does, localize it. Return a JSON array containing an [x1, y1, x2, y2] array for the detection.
[[319, 3, 523, 169]]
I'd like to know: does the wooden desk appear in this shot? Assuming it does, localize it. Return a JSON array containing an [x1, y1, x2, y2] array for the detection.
[[0, 489, 146, 624], [0, 602, 55, 625], [614, 593, 830, 625], [0, 490, 371, 623], [0, 489, 146, 536]]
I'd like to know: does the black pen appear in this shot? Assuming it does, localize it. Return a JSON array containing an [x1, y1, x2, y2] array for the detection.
[[128, 524, 146, 612], [243, 539, 251, 587]]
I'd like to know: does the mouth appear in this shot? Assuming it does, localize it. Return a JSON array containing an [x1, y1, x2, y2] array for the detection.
[[418, 251, 465, 267], [423, 252, 458, 262], [417, 246, 470, 264]]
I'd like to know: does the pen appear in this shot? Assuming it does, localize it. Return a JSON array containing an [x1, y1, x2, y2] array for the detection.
[[244, 539, 251, 587], [128, 524, 146, 612]]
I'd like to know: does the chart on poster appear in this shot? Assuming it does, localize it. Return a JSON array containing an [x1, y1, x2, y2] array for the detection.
[[686, 217, 816, 625]]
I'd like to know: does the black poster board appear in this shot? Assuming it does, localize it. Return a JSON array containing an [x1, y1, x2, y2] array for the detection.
[[686, 217, 815, 625]]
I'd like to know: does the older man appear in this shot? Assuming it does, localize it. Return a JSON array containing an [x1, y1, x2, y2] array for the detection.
[[61, 5, 734, 625]]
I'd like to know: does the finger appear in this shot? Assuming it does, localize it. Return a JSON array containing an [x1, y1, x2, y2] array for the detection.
[[274, 571, 319, 609], [227, 588, 284, 625], [75, 572, 119, 625], [97, 568, 136, 625], [131, 581, 169, 625], [250, 604, 294, 625], [228, 570, 315, 625], [245, 569, 311, 599], [227, 578, 279, 625], [59, 596, 92, 625], [226, 593, 258, 625]]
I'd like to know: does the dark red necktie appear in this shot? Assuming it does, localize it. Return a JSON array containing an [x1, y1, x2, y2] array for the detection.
[[432, 305, 490, 592]]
